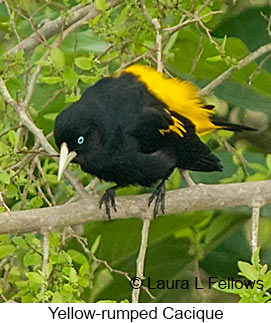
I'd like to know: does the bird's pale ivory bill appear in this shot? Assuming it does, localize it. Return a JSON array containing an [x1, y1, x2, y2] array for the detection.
[[57, 142, 77, 181]]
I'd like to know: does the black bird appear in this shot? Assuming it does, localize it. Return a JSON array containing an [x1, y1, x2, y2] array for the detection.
[[54, 64, 255, 218]]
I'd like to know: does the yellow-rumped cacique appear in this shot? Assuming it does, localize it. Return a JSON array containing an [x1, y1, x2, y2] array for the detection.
[[54, 64, 255, 218]]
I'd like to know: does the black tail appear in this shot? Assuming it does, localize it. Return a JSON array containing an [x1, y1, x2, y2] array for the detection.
[[213, 120, 257, 132], [187, 152, 223, 172]]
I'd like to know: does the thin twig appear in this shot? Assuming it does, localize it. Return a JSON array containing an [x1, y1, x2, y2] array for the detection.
[[139, 0, 153, 25], [261, 12, 271, 37], [14, 125, 23, 153], [132, 219, 151, 303], [0, 192, 10, 213], [41, 231, 50, 293], [196, 0, 213, 15], [0, 125, 23, 138], [164, 10, 222, 35], [247, 52, 271, 86], [222, 139, 249, 177], [131, 3, 164, 303], [3, 0, 21, 43], [180, 170, 196, 187], [140, 0, 163, 72], [35, 157, 57, 206], [251, 205, 261, 254]]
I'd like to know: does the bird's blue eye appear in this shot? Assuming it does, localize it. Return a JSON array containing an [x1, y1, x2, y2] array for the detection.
[[77, 136, 84, 145]]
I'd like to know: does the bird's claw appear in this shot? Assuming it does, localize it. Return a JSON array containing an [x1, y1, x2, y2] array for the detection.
[[148, 180, 166, 218], [99, 188, 117, 220]]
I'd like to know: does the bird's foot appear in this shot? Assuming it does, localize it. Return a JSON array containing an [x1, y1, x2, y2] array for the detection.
[[99, 187, 117, 220], [148, 180, 166, 218]]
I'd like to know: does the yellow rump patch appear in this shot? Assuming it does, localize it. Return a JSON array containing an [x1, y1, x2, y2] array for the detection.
[[124, 64, 218, 137]]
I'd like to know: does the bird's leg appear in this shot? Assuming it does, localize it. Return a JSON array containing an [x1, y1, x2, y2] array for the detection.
[[148, 179, 166, 218], [99, 185, 118, 220]]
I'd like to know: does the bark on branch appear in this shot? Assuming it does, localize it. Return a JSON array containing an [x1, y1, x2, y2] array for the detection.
[[1, 180, 270, 234], [7, 0, 123, 55]]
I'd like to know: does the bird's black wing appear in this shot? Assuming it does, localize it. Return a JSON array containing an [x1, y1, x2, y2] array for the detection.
[[131, 98, 223, 173]]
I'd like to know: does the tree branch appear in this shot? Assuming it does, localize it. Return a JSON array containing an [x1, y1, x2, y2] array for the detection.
[[6, 0, 123, 55], [199, 42, 271, 96], [6, 1, 118, 55], [0, 180, 270, 234], [7, 4, 92, 55]]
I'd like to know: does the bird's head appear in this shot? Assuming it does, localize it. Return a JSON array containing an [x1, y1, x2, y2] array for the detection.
[[54, 99, 100, 181]]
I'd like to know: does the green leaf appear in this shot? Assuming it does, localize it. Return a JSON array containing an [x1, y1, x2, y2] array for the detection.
[[23, 252, 42, 266], [120, 299, 130, 303], [62, 67, 78, 87], [78, 277, 89, 287], [91, 14, 102, 26], [0, 59, 4, 71], [8, 130, 17, 147], [114, 6, 128, 25], [261, 264, 268, 275], [58, 250, 72, 264], [0, 142, 9, 154], [251, 248, 260, 267], [75, 57, 92, 70], [43, 113, 58, 121], [50, 47, 65, 68], [22, 294, 34, 303], [65, 94, 81, 103], [67, 249, 88, 265], [6, 184, 18, 198], [79, 75, 95, 84], [49, 233, 61, 247], [69, 268, 78, 283], [61, 29, 107, 54], [0, 235, 9, 242], [212, 282, 247, 294], [39, 76, 62, 84], [35, 60, 51, 67], [52, 292, 63, 303], [266, 154, 271, 170], [15, 280, 28, 288], [12, 236, 28, 250], [0, 244, 16, 259], [45, 174, 58, 184], [44, 263, 53, 279], [29, 196, 43, 209], [63, 283, 73, 292], [197, 5, 213, 23], [79, 262, 90, 276], [238, 261, 259, 281], [26, 272, 44, 285], [90, 235, 101, 254], [263, 271, 271, 291], [95, 0, 108, 11], [0, 172, 10, 184], [206, 55, 222, 62]]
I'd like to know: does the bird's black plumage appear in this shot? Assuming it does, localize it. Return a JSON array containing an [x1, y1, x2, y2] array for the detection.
[[54, 68, 253, 218]]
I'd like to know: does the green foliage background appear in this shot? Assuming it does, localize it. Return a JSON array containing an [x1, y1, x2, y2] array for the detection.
[[0, 0, 270, 303]]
